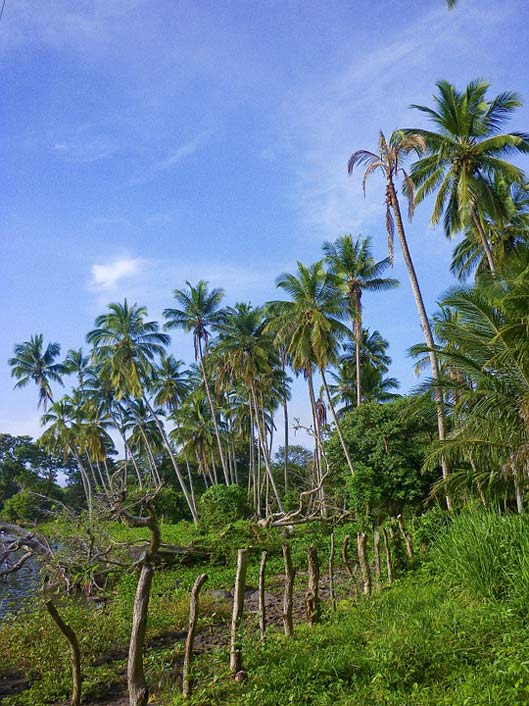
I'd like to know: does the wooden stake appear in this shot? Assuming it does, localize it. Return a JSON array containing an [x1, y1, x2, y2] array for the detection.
[[382, 527, 393, 585], [282, 543, 295, 636], [182, 573, 208, 698], [258, 550, 267, 641], [328, 532, 336, 611], [357, 531, 371, 596], [373, 529, 381, 592], [397, 514, 414, 560], [305, 545, 321, 625], [230, 549, 248, 673]]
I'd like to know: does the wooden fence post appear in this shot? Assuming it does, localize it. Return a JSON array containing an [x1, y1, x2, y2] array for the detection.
[[230, 549, 248, 673], [382, 527, 393, 585], [328, 532, 336, 611], [373, 529, 382, 592], [282, 544, 295, 636], [357, 531, 371, 596], [258, 550, 267, 641], [305, 545, 321, 625], [182, 573, 208, 698]]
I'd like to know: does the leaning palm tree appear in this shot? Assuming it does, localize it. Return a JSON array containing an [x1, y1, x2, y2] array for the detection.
[[267, 261, 355, 482], [406, 79, 529, 273], [163, 281, 230, 485], [323, 234, 398, 406], [9, 334, 64, 410], [348, 129, 452, 507]]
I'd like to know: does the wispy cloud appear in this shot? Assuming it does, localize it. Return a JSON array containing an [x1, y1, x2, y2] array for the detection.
[[157, 132, 209, 171], [90, 257, 144, 291]]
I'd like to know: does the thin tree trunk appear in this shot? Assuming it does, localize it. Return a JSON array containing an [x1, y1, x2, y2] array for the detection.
[[182, 573, 208, 699], [472, 210, 496, 274], [45, 600, 81, 706], [305, 545, 321, 625], [353, 290, 362, 407], [230, 549, 248, 674], [396, 514, 414, 560], [250, 387, 284, 513], [282, 348, 290, 496], [282, 543, 295, 636], [307, 369, 326, 515], [357, 531, 371, 596], [321, 369, 355, 477], [388, 179, 452, 510], [198, 344, 230, 485], [142, 396, 198, 525], [258, 550, 267, 642]]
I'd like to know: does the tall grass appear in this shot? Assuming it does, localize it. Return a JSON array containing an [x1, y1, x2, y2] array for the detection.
[[431, 511, 529, 606]]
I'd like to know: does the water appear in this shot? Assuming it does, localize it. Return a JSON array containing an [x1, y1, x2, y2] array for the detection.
[[0, 537, 40, 619]]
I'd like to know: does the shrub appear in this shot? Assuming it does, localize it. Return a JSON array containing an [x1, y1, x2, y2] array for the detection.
[[198, 484, 250, 528]]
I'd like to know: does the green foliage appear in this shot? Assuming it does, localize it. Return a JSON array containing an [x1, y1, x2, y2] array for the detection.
[[326, 398, 436, 517], [431, 511, 529, 607], [198, 484, 250, 528]]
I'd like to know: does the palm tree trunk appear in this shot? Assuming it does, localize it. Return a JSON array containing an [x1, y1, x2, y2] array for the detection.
[[471, 211, 496, 274], [306, 368, 326, 515], [353, 291, 362, 407], [388, 179, 452, 510], [250, 387, 284, 514], [198, 345, 230, 485], [142, 396, 199, 525], [320, 369, 355, 476]]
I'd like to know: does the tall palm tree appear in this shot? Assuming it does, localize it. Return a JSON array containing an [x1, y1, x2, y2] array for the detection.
[[214, 303, 285, 513], [163, 281, 230, 485], [323, 234, 398, 406], [87, 300, 198, 523], [348, 129, 452, 507], [406, 80, 529, 273], [267, 261, 355, 482], [63, 348, 90, 389], [9, 334, 64, 410], [151, 354, 191, 412]]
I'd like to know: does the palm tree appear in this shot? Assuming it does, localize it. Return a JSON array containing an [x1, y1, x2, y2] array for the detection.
[[151, 354, 191, 412], [267, 261, 355, 482], [9, 334, 64, 410], [87, 300, 198, 523], [406, 80, 529, 273], [323, 234, 398, 406], [163, 281, 230, 485], [214, 303, 285, 513], [63, 348, 90, 389], [450, 180, 529, 281], [423, 256, 529, 510], [331, 329, 399, 410], [348, 129, 452, 507]]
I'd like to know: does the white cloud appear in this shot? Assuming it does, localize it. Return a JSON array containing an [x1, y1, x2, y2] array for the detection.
[[90, 257, 143, 291]]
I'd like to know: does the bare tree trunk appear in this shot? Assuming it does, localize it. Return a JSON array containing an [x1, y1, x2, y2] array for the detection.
[[514, 471, 524, 514], [388, 179, 451, 510], [307, 369, 326, 515], [305, 545, 321, 625], [124, 506, 161, 706], [328, 532, 336, 611], [396, 514, 414, 560], [282, 544, 295, 636], [182, 573, 208, 699], [382, 527, 393, 586], [357, 531, 371, 596], [258, 550, 267, 642], [373, 529, 381, 592], [230, 549, 248, 674], [353, 291, 362, 407], [45, 600, 81, 706]]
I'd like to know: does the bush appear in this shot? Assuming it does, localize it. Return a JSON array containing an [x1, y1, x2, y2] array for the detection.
[[198, 484, 250, 528]]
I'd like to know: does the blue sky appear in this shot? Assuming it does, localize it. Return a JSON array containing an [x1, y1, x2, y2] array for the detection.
[[1, 0, 528, 445]]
